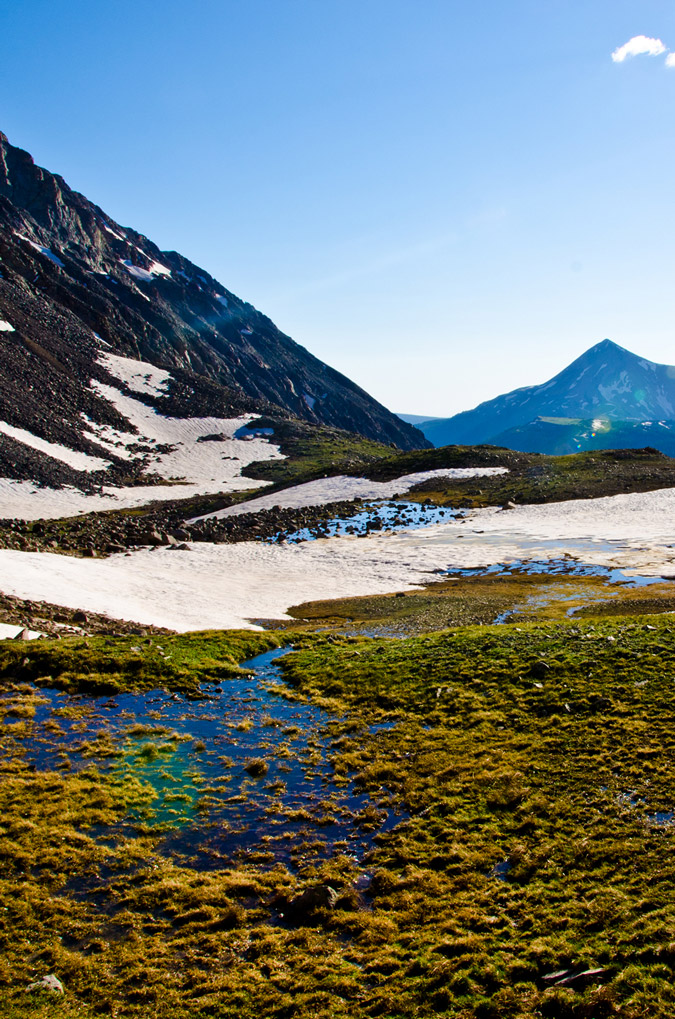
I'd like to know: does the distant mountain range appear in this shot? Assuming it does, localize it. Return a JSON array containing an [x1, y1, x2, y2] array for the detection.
[[0, 129, 425, 473], [404, 340, 675, 455]]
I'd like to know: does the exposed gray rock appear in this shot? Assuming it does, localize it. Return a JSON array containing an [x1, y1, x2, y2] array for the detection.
[[25, 974, 64, 995]]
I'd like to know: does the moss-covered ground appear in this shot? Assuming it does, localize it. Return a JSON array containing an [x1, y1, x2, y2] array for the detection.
[[280, 566, 675, 636], [2, 613, 675, 1016]]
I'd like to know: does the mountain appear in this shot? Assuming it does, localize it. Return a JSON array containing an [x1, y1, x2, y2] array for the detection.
[[396, 413, 440, 425], [489, 417, 675, 457], [0, 130, 426, 461], [418, 340, 675, 452]]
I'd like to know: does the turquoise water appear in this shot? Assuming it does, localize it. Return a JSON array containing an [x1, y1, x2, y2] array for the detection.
[[6, 649, 406, 870]]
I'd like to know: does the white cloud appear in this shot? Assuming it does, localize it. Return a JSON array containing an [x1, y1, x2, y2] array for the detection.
[[666, 53, 675, 68], [611, 35, 667, 63]]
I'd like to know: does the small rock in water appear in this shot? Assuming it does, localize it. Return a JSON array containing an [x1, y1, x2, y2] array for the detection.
[[25, 973, 65, 995]]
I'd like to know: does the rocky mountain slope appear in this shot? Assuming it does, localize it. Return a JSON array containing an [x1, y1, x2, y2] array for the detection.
[[0, 130, 425, 464], [417, 339, 675, 452]]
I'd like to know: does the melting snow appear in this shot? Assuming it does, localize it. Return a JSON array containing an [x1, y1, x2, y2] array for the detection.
[[99, 352, 172, 397], [4, 485, 675, 630], [0, 320, 15, 332], [15, 234, 65, 267], [119, 260, 169, 282], [190, 468, 508, 523], [101, 222, 126, 241], [0, 420, 110, 472]]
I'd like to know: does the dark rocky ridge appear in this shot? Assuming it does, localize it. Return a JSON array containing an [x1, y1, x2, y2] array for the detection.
[[0, 131, 426, 453]]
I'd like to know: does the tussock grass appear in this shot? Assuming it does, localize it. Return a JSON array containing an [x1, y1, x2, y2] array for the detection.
[[3, 619, 675, 1015]]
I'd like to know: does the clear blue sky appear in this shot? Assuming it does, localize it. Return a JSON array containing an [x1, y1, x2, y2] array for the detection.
[[2, 0, 675, 416]]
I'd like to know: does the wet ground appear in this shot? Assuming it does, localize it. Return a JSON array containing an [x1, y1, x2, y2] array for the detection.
[[271, 500, 457, 542], [1, 649, 406, 872]]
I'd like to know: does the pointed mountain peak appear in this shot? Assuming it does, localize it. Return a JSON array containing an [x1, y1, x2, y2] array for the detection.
[[579, 338, 631, 358], [560, 338, 648, 377], [419, 338, 675, 449]]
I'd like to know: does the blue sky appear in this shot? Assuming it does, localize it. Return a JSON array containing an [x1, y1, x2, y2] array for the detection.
[[2, 0, 675, 417]]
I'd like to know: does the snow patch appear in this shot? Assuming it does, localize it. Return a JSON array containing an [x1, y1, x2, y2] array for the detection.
[[119, 259, 170, 282], [0, 320, 15, 332], [0, 420, 110, 472], [191, 468, 508, 523], [98, 352, 172, 398], [101, 222, 126, 241], [303, 393, 316, 411], [0, 623, 44, 641], [15, 233, 64, 267], [5, 485, 675, 630], [88, 378, 283, 491], [148, 260, 172, 278]]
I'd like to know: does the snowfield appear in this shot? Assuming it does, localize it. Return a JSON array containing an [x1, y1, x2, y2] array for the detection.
[[98, 351, 173, 397], [190, 468, 508, 522], [2, 486, 675, 631], [0, 352, 284, 518], [0, 421, 111, 473]]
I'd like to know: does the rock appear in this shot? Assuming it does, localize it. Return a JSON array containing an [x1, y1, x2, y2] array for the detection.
[[106, 543, 125, 554], [557, 967, 606, 988], [542, 967, 606, 989], [25, 973, 65, 995], [502, 500, 518, 510], [159, 533, 176, 546], [72, 610, 87, 623], [13, 628, 31, 641], [288, 882, 340, 915], [139, 531, 162, 546], [172, 528, 191, 540]]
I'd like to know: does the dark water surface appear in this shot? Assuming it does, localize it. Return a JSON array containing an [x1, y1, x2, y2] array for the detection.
[[3, 649, 406, 871]]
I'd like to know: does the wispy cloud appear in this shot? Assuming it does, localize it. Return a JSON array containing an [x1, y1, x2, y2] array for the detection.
[[611, 35, 667, 63], [666, 53, 675, 68]]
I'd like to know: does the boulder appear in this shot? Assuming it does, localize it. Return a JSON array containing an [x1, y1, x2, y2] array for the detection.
[[13, 628, 31, 641], [25, 974, 65, 995], [288, 883, 340, 916], [138, 531, 162, 546]]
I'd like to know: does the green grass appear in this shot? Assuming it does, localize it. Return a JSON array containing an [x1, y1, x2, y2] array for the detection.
[[242, 416, 397, 486], [0, 630, 285, 695], [4, 619, 675, 1016]]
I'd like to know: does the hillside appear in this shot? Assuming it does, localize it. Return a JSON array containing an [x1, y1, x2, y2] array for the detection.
[[0, 130, 426, 462], [418, 339, 675, 451]]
